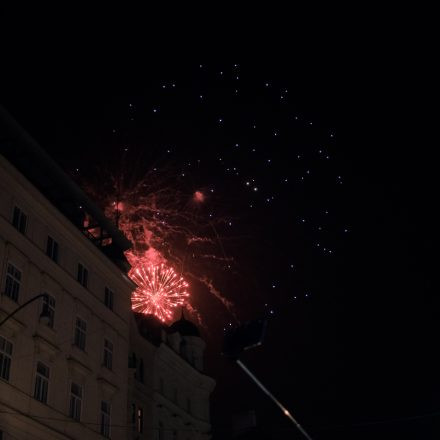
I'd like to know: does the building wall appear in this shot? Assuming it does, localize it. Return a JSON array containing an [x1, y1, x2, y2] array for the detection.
[[0, 155, 135, 440], [128, 317, 215, 440]]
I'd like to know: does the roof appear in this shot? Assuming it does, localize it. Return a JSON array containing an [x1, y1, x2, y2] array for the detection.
[[134, 310, 201, 342], [133, 312, 166, 346], [168, 310, 201, 337], [0, 105, 133, 272]]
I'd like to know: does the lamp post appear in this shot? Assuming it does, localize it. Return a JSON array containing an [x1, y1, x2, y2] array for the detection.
[[0, 293, 50, 328]]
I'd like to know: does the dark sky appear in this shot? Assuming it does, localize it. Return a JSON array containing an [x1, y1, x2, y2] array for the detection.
[[0, 21, 437, 439]]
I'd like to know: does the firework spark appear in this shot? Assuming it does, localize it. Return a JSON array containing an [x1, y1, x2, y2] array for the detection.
[[130, 263, 189, 322], [83, 166, 238, 325], [193, 190, 205, 203]]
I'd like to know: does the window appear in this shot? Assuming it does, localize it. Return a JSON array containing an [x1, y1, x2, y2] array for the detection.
[[137, 407, 143, 433], [131, 403, 136, 425], [69, 382, 82, 421], [4, 263, 21, 302], [46, 236, 59, 263], [100, 400, 111, 438], [12, 206, 27, 234], [104, 287, 114, 310], [173, 387, 178, 404], [0, 336, 13, 381], [129, 352, 137, 369], [159, 377, 164, 394], [34, 362, 49, 403], [135, 358, 144, 383], [74, 318, 87, 350], [42, 294, 56, 328], [158, 422, 164, 440], [77, 263, 88, 288], [103, 339, 113, 370], [187, 397, 191, 414]]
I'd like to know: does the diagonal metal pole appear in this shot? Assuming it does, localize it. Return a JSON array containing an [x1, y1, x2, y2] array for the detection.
[[0, 293, 47, 328], [236, 359, 314, 440]]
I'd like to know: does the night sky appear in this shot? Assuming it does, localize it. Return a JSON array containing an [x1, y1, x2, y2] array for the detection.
[[0, 32, 437, 440]]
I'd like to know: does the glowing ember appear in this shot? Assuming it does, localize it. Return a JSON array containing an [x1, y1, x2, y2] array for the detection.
[[193, 190, 205, 203], [130, 263, 189, 322]]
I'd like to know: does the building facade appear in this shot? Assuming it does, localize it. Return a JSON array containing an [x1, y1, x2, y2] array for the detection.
[[0, 107, 215, 440], [129, 313, 215, 440]]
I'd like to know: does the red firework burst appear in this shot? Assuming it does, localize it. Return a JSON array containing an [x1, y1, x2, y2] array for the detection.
[[130, 263, 189, 322]]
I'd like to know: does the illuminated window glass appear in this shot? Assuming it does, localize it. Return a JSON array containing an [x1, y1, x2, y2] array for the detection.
[[137, 407, 143, 433]]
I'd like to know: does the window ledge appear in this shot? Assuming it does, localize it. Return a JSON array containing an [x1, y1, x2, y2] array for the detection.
[[97, 375, 118, 397], [33, 333, 60, 358], [67, 353, 92, 376]]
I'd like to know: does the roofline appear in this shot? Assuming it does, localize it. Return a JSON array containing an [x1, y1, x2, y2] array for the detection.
[[0, 104, 132, 252]]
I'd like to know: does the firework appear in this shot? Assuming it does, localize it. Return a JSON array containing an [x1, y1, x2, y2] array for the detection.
[[193, 190, 205, 203], [130, 263, 189, 322], [83, 167, 237, 325]]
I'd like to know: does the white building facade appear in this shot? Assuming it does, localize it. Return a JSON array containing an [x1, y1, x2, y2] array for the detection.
[[0, 108, 135, 440], [128, 313, 215, 440]]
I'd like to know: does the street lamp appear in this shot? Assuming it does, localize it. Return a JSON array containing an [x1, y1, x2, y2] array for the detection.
[[0, 293, 50, 328]]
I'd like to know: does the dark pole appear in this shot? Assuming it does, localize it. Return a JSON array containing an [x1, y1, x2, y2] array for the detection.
[[236, 360, 314, 440], [223, 319, 314, 440], [0, 293, 48, 328]]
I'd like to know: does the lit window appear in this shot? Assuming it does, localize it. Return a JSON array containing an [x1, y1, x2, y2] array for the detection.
[[103, 339, 113, 370], [77, 263, 88, 288], [46, 236, 59, 263], [0, 336, 13, 381], [12, 206, 27, 234], [74, 318, 87, 350], [100, 400, 111, 438], [69, 382, 82, 421], [137, 407, 143, 433], [4, 263, 21, 302], [42, 294, 56, 328], [104, 287, 114, 310], [34, 362, 49, 403]]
